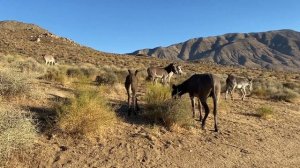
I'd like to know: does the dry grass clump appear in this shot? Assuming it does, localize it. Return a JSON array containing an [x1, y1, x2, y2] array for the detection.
[[12, 57, 46, 74], [95, 71, 118, 85], [41, 66, 67, 84], [66, 66, 98, 79], [0, 104, 37, 164], [252, 79, 299, 102], [57, 87, 116, 138], [256, 106, 274, 119], [0, 69, 32, 98], [143, 83, 193, 129]]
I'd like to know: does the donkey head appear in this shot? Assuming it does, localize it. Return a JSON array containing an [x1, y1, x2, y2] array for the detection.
[[165, 63, 179, 74], [176, 65, 183, 75], [172, 84, 181, 99], [128, 69, 139, 76]]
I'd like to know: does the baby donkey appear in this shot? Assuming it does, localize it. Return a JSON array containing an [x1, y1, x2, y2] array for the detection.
[[125, 70, 140, 116]]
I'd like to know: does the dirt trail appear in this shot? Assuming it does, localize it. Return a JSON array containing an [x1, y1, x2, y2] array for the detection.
[[15, 81, 300, 168]]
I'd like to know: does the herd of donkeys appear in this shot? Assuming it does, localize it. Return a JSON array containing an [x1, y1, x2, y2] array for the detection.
[[43, 55, 252, 132], [125, 63, 253, 132]]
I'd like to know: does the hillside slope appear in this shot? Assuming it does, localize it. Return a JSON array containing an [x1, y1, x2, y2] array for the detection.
[[0, 20, 121, 64], [131, 30, 300, 71]]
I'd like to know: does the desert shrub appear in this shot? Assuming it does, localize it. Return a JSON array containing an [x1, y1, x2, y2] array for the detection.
[[0, 69, 32, 98], [57, 87, 116, 138], [95, 71, 118, 85], [66, 66, 98, 78], [66, 67, 83, 78], [12, 57, 46, 74], [80, 67, 98, 78], [252, 79, 299, 102], [41, 66, 67, 84], [143, 83, 193, 129], [0, 104, 37, 164], [256, 106, 274, 119]]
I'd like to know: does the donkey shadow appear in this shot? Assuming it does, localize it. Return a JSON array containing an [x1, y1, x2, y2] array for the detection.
[[111, 99, 153, 126]]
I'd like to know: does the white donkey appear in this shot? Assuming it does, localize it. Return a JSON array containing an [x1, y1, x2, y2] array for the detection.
[[225, 74, 253, 101], [44, 55, 55, 65]]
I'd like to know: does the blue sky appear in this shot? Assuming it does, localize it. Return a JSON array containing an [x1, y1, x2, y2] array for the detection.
[[1, 0, 300, 53]]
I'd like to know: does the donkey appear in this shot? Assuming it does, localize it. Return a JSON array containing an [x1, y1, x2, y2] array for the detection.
[[172, 74, 221, 132], [225, 74, 253, 101], [146, 63, 180, 84], [44, 55, 55, 65], [125, 70, 139, 116]]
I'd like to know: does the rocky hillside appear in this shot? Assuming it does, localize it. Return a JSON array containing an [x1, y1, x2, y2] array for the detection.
[[0, 20, 122, 64], [131, 30, 300, 71]]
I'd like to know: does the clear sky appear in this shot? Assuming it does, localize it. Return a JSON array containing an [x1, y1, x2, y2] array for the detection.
[[1, 0, 300, 54]]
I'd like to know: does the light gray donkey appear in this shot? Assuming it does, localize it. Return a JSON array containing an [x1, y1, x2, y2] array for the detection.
[[147, 63, 181, 84], [225, 74, 253, 101], [44, 55, 55, 65]]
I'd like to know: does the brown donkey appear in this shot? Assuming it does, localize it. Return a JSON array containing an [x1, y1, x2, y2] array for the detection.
[[172, 73, 221, 132], [125, 70, 139, 116]]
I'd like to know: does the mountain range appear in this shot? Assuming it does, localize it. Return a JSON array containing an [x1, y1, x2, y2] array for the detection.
[[131, 29, 300, 71]]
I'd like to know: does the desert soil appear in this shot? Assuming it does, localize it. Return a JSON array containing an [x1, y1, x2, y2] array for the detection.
[[10, 80, 300, 168]]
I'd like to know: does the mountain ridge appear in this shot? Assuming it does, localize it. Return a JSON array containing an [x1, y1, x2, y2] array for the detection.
[[131, 29, 300, 71]]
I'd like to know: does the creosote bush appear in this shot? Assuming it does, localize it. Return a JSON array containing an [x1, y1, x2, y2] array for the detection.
[[95, 71, 118, 85], [41, 66, 67, 84], [143, 83, 193, 129], [57, 86, 116, 138], [0, 69, 32, 98], [256, 106, 274, 119], [13, 57, 46, 74], [252, 79, 300, 102], [0, 104, 37, 164]]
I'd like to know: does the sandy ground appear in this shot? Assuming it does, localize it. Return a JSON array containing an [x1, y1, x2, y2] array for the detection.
[[8, 81, 300, 168]]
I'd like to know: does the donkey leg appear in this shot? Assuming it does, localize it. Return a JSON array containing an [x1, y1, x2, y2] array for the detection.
[[190, 96, 195, 118], [240, 88, 245, 101], [201, 100, 210, 130], [231, 86, 236, 100], [132, 94, 137, 115], [242, 87, 246, 101], [198, 98, 202, 121], [212, 95, 218, 132], [127, 93, 131, 116], [225, 89, 228, 100]]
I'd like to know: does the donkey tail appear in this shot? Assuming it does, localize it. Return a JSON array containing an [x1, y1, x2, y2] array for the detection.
[[209, 73, 219, 132]]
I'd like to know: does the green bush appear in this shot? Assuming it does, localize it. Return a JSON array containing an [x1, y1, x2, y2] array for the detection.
[[0, 104, 37, 164]]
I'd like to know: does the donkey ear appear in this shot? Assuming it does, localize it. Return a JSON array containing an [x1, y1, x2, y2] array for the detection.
[[135, 70, 139, 75], [128, 70, 132, 74]]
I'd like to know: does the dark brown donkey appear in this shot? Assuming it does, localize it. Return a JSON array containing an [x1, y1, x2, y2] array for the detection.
[[172, 74, 221, 132], [125, 70, 139, 116]]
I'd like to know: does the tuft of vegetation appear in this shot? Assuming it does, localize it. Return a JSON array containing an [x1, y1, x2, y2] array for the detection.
[[57, 87, 116, 138], [252, 79, 300, 102], [0, 104, 37, 164], [95, 71, 118, 85], [143, 83, 193, 129], [41, 66, 67, 84], [12, 57, 46, 74], [0, 69, 32, 98], [256, 106, 274, 119]]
